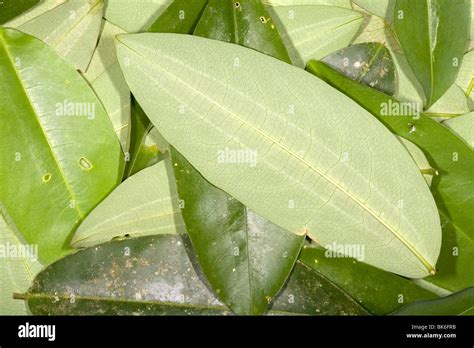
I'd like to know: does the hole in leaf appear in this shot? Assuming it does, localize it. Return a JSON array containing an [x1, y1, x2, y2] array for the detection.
[[234, 2, 240, 9], [79, 157, 93, 170], [259, 16, 267, 24], [42, 174, 52, 183]]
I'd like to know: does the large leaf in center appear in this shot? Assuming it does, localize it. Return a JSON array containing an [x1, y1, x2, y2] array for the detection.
[[116, 33, 441, 278]]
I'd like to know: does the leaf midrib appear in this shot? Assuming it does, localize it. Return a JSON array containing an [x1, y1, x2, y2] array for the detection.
[[118, 37, 436, 274]]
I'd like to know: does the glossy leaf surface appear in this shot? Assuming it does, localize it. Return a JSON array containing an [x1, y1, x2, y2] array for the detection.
[[0, 28, 123, 263], [0, 0, 39, 24], [393, 0, 471, 107], [23, 235, 369, 315]]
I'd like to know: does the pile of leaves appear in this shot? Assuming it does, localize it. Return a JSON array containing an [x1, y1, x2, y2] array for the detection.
[[0, 0, 473, 316]]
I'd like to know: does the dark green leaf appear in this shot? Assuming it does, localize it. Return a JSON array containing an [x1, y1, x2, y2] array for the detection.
[[298, 246, 438, 315], [321, 42, 396, 95], [147, 0, 208, 34], [124, 100, 166, 178], [21, 235, 367, 315], [393, 0, 471, 107], [124, 0, 208, 178], [172, 149, 305, 315], [194, 0, 291, 64], [392, 287, 474, 315], [0, 0, 39, 25], [0, 28, 123, 263], [169, 0, 302, 315], [307, 61, 474, 291]]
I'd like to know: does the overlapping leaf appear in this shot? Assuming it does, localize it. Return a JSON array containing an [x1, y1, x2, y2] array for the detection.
[[72, 160, 184, 248], [21, 235, 369, 315], [308, 61, 474, 290], [0, 28, 123, 263], [267, 5, 363, 67], [11, 0, 104, 72], [116, 33, 441, 278], [393, 0, 471, 107]]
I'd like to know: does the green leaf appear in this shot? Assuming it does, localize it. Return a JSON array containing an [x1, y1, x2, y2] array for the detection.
[[13, 0, 104, 72], [263, 0, 351, 7], [268, 5, 363, 67], [443, 111, 474, 148], [72, 160, 184, 248], [269, 258, 369, 315], [393, 0, 471, 107], [298, 245, 438, 315], [392, 287, 474, 315], [351, 0, 394, 19], [0, 0, 39, 25], [160, 0, 300, 315], [104, 0, 172, 33], [308, 61, 474, 290], [124, 0, 208, 177], [84, 20, 131, 153], [124, 101, 167, 178], [172, 148, 304, 315], [351, 12, 427, 106], [194, 0, 291, 64], [22, 234, 368, 315], [425, 84, 470, 119], [116, 33, 441, 278], [0, 28, 123, 263], [2, 1, 64, 27], [397, 137, 436, 186], [455, 49, 474, 109], [0, 205, 43, 315], [321, 42, 396, 95], [147, 0, 208, 34]]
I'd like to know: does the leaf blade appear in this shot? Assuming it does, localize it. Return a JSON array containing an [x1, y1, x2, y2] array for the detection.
[[116, 33, 441, 278]]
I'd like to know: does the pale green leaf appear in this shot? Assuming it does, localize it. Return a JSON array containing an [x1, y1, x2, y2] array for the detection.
[[3, 0, 65, 27], [397, 137, 435, 186], [84, 21, 130, 153], [14, 0, 104, 72], [72, 159, 184, 248], [0, 204, 43, 315], [263, 0, 351, 7], [351, 0, 394, 19], [443, 111, 474, 148], [116, 33, 441, 278], [425, 84, 470, 118], [104, 0, 172, 33], [268, 5, 363, 67], [455, 49, 474, 109]]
